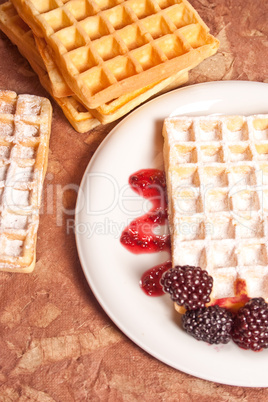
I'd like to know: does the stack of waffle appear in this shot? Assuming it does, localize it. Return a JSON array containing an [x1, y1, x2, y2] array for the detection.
[[163, 115, 268, 306], [0, 0, 219, 133]]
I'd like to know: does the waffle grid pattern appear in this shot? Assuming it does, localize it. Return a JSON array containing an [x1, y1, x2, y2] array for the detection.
[[12, 0, 218, 107], [163, 115, 268, 301], [0, 90, 51, 270], [0, 1, 189, 129], [33, 18, 189, 123]]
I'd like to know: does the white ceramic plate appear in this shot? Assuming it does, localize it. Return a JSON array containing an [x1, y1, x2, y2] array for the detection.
[[75, 81, 268, 387]]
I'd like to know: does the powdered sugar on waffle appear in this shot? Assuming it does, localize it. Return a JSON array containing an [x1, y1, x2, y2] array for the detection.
[[163, 115, 268, 302], [0, 90, 51, 272]]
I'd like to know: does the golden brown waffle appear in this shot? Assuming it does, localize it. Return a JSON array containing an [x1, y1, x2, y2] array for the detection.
[[11, 0, 219, 109], [0, 2, 101, 133], [163, 115, 268, 305], [34, 35, 73, 98], [1, 1, 189, 126], [0, 90, 52, 272], [92, 68, 189, 124], [34, 35, 189, 125]]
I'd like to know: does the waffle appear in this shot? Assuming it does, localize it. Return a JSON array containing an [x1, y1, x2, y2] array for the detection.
[[11, 0, 219, 109], [1, 2, 190, 126], [34, 34, 189, 124], [34, 35, 74, 98], [0, 2, 100, 133], [0, 90, 52, 272], [1, 2, 189, 127], [163, 115, 268, 305], [31, 15, 190, 124], [93, 68, 189, 124]]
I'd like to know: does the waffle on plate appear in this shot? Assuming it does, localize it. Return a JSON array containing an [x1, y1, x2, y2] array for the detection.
[[163, 115, 268, 306]]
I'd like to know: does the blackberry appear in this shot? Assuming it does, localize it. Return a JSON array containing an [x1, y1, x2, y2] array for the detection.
[[232, 298, 268, 351], [160, 265, 213, 310], [182, 305, 233, 344]]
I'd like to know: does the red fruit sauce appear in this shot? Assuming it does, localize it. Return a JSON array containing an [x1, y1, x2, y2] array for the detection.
[[140, 261, 172, 296], [210, 278, 250, 313], [120, 169, 170, 254], [121, 169, 250, 308], [120, 169, 171, 296]]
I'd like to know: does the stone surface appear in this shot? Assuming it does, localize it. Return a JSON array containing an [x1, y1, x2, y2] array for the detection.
[[0, 0, 268, 400]]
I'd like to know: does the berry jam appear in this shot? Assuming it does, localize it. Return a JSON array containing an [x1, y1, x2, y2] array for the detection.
[[120, 169, 170, 253], [140, 261, 172, 296], [211, 278, 250, 313]]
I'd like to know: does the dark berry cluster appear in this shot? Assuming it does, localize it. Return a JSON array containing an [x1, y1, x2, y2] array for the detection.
[[161, 265, 268, 350], [232, 298, 268, 351], [160, 265, 213, 310], [161, 265, 213, 310], [182, 305, 233, 344]]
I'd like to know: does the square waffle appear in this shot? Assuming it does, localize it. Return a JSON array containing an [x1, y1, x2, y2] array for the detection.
[[11, 0, 219, 109], [1, 1, 189, 127], [163, 115, 268, 303], [0, 90, 52, 272], [34, 34, 189, 125], [0, 1, 100, 133]]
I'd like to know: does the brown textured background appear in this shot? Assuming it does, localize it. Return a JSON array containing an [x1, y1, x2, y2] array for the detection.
[[1, 0, 268, 400]]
